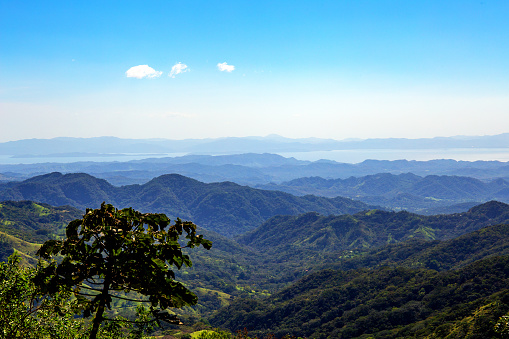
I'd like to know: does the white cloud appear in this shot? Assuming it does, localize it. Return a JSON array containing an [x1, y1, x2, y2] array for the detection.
[[169, 62, 189, 78], [217, 62, 235, 72], [125, 65, 162, 79]]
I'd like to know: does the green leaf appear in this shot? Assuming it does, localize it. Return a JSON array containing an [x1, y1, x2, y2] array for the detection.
[[33, 202, 211, 336]]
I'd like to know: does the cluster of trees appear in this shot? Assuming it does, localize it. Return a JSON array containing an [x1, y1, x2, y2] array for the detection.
[[0, 254, 85, 338], [238, 201, 509, 257], [191, 328, 304, 339], [4, 198, 509, 338], [0, 203, 211, 338], [0, 253, 173, 339], [210, 256, 509, 338]]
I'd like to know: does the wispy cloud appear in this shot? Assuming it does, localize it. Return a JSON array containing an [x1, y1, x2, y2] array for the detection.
[[148, 112, 196, 119], [217, 62, 235, 72], [169, 62, 189, 78], [125, 65, 162, 79]]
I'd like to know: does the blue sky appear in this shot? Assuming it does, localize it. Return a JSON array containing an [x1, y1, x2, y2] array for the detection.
[[1, 0, 508, 142]]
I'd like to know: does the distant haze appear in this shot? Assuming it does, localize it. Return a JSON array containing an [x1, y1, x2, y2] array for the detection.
[[0, 134, 508, 164]]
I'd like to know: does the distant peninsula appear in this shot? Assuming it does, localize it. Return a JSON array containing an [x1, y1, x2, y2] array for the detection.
[[1, 133, 509, 156]]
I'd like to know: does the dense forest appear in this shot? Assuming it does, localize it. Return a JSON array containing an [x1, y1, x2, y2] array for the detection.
[[0, 173, 376, 236], [2, 170, 509, 338], [3, 154, 509, 215], [211, 255, 509, 338], [258, 173, 509, 214]]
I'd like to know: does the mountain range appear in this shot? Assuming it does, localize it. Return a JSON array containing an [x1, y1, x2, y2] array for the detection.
[[0, 172, 376, 236], [258, 173, 509, 214], [239, 201, 509, 255], [2, 134, 509, 156], [2, 153, 509, 190], [207, 203, 509, 338], [3, 192, 509, 337], [3, 161, 509, 337], [210, 255, 509, 338]]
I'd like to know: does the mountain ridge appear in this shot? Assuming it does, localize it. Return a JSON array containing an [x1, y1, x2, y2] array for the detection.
[[2, 133, 509, 156], [0, 172, 378, 236], [258, 173, 509, 214], [238, 201, 509, 255]]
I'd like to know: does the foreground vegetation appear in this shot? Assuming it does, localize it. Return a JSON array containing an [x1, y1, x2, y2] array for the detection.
[[3, 198, 509, 338], [0, 203, 212, 338], [211, 255, 509, 338], [0, 253, 155, 338]]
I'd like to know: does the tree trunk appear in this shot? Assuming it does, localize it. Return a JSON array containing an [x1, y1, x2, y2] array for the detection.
[[89, 270, 112, 339], [89, 300, 106, 339]]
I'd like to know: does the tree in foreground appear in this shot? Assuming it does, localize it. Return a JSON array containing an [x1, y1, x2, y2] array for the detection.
[[0, 254, 86, 339], [35, 202, 212, 339]]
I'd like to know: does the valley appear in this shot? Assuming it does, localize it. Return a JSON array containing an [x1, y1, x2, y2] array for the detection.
[[5, 2, 509, 336], [2, 153, 509, 337]]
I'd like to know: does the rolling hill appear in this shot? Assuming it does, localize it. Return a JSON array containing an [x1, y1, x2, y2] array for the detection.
[[0, 172, 378, 236], [238, 201, 509, 255], [0, 201, 83, 263], [3, 197, 509, 336], [209, 255, 509, 338], [258, 173, 509, 214]]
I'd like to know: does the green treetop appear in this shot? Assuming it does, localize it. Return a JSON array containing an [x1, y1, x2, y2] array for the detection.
[[34, 202, 212, 339]]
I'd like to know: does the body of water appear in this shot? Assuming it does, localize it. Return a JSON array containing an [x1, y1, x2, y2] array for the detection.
[[0, 148, 508, 165], [277, 148, 509, 163]]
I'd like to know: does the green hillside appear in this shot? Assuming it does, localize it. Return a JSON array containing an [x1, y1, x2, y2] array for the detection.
[[238, 201, 509, 255], [0, 172, 378, 236], [259, 173, 509, 214], [210, 255, 509, 338], [320, 222, 509, 273], [2, 196, 509, 337], [0, 201, 82, 262], [172, 202, 509, 322], [0, 231, 40, 265]]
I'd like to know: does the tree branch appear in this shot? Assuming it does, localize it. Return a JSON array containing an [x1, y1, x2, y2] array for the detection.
[[77, 284, 149, 302], [78, 284, 103, 293], [75, 291, 99, 298], [105, 294, 150, 303], [103, 317, 159, 324]]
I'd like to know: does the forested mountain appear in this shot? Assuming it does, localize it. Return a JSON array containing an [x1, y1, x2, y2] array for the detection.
[[210, 255, 509, 338], [209, 204, 509, 338], [238, 201, 509, 255], [2, 153, 509, 188], [0, 172, 376, 236], [1, 171, 509, 336], [172, 202, 509, 312], [0, 201, 82, 263], [324, 222, 509, 273], [3, 197, 509, 337], [178, 202, 509, 319], [6, 169, 509, 215], [258, 173, 509, 214]]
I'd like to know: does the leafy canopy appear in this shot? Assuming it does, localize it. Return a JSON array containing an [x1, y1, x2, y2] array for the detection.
[[0, 254, 86, 339], [35, 202, 211, 338]]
